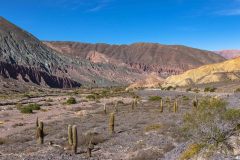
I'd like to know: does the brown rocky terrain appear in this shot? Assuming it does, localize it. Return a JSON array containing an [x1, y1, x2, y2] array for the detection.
[[0, 17, 145, 89], [215, 50, 240, 59], [44, 41, 225, 77]]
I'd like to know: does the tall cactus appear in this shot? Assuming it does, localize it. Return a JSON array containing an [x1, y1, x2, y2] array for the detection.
[[160, 99, 163, 113], [109, 113, 115, 134], [193, 95, 198, 108], [72, 125, 78, 154], [104, 103, 107, 114], [68, 125, 73, 146], [173, 99, 178, 113], [36, 121, 44, 144], [114, 101, 118, 113]]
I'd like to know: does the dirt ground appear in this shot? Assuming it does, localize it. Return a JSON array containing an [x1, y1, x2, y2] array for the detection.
[[0, 88, 239, 160]]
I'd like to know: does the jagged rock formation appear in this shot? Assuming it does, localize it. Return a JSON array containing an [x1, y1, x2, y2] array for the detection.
[[0, 17, 145, 88], [44, 41, 225, 77], [164, 57, 240, 87], [215, 50, 240, 59]]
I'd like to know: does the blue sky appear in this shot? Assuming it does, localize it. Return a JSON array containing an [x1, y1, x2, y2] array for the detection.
[[1, 0, 240, 50]]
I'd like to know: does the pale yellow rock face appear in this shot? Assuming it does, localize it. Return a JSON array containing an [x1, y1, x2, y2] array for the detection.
[[164, 57, 240, 87], [127, 73, 165, 90]]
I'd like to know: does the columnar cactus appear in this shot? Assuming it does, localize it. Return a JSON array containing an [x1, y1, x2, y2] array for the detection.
[[173, 99, 178, 113], [109, 113, 115, 134], [131, 100, 135, 110], [72, 125, 78, 154], [160, 99, 163, 113], [36, 121, 44, 144], [87, 140, 94, 157], [114, 101, 118, 113], [68, 125, 73, 146], [193, 95, 198, 108], [104, 103, 107, 114]]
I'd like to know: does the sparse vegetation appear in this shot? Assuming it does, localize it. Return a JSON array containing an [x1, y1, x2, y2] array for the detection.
[[148, 96, 162, 101], [186, 88, 191, 92], [182, 96, 189, 101], [234, 88, 240, 93], [17, 103, 41, 114], [180, 143, 204, 160], [204, 87, 217, 92], [183, 97, 240, 154], [66, 97, 77, 105], [193, 88, 200, 93], [144, 124, 162, 132]]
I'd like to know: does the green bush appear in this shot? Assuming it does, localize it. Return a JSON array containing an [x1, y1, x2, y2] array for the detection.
[[17, 103, 41, 114], [193, 88, 200, 93], [19, 106, 33, 114], [86, 94, 96, 100], [186, 88, 191, 92], [66, 97, 77, 105], [183, 97, 240, 149], [234, 88, 240, 93], [182, 96, 189, 101], [204, 87, 217, 92], [149, 96, 162, 101], [26, 103, 41, 110]]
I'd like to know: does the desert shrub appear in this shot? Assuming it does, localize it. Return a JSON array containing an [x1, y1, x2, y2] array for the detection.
[[66, 97, 77, 105], [26, 103, 41, 110], [45, 98, 53, 102], [144, 124, 162, 132], [16, 103, 23, 110], [0, 138, 7, 145], [204, 87, 217, 92], [186, 88, 191, 92], [183, 98, 240, 150], [182, 96, 189, 101], [148, 96, 162, 101], [117, 100, 124, 104], [180, 143, 204, 160], [234, 88, 240, 93], [165, 86, 174, 91], [17, 103, 41, 114], [193, 88, 200, 93], [86, 94, 96, 100], [19, 106, 33, 114]]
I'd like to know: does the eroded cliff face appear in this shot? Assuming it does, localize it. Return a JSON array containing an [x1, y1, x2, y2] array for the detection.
[[44, 41, 226, 77], [0, 61, 81, 88]]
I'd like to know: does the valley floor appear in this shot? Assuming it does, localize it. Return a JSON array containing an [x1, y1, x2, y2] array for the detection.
[[0, 88, 239, 160]]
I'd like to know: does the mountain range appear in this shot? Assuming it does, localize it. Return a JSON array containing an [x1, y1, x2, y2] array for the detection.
[[0, 16, 228, 90], [44, 41, 225, 78], [215, 50, 240, 59]]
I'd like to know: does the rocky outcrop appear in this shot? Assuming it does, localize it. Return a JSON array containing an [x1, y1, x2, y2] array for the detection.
[[0, 61, 81, 88], [44, 42, 225, 77]]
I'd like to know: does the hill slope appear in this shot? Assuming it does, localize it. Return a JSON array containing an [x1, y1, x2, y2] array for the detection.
[[0, 17, 145, 89], [164, 57, 240, 87], [44, 41, 225, 77], [215, 50, 240, 59]]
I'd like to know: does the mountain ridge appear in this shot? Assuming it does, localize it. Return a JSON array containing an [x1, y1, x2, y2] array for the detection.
[[44, 41, 225, 78]]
